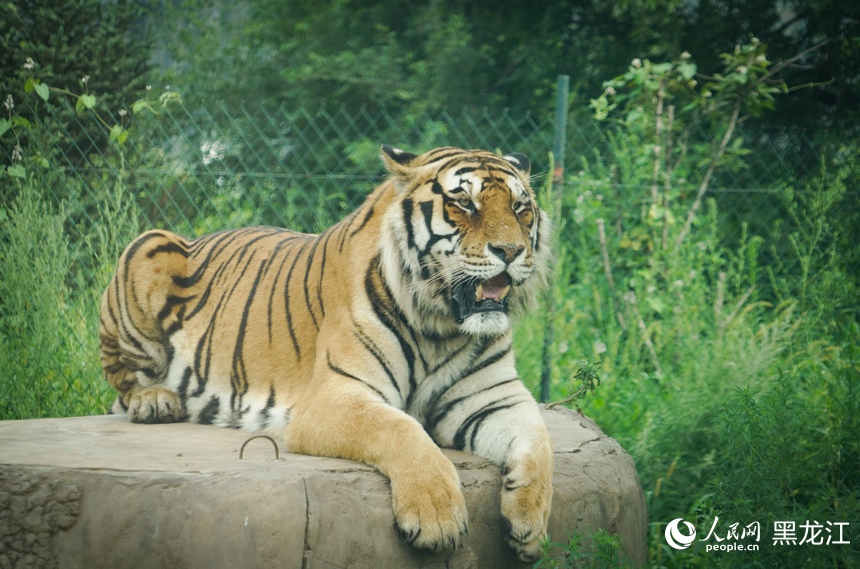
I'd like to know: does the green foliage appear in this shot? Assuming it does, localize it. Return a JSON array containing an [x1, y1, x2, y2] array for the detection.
[[0, 177, 129, 419], [513, 42, 859, 568], [149, 0, 860, 143], [535, 529, 633, 569], [0, 0, 153, 122]]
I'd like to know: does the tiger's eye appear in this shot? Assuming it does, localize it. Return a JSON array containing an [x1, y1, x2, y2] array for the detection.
[[456, 196, 474, 212]]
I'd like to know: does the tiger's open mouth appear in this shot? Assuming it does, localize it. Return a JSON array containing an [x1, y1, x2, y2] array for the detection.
[[452, 272, 512, 323]]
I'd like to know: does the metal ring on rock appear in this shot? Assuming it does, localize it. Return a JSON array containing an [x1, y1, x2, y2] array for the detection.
[[239, 435, 280, 460]]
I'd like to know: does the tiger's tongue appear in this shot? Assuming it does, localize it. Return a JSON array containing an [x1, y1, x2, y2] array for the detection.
[[480, 273, 509, 300]]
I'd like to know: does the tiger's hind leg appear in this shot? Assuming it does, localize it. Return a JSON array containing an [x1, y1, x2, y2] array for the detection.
[[99, 230, 190, 424]]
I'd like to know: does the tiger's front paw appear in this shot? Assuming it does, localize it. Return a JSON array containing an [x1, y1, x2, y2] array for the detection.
[[127, 386, 185, 424], [501, 443, 553, 562], [391, 453, 469, 551]]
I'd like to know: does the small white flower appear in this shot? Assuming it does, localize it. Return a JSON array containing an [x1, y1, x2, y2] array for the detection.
[[4, 94, 13, 112], [81, 75, 90, 85], [559, 341, 570, 355], [24, 57, 35, 70], [12, 144, 22, 163], [605, 86, 616, 96], [594, 341, 607, 355], [631, 58, 642, 69], [697, 241, 707, 251], [146, 85, 152, 91], [118, 108, 128, 117], [647, 285, 656, 294], [737, 65, 747, 74], [681, 51, 691, 60], [688, 270, 697, 280], [672, 280, 684, 288]]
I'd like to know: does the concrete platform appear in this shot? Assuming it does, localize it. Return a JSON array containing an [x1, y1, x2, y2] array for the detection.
[[0, 407, 646, 569]]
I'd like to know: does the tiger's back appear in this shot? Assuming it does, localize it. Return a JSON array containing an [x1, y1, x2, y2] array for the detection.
[[100, 190, 390, 433]]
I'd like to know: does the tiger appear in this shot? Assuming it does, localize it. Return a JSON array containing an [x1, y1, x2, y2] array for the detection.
[[99, 145, 554, 561]]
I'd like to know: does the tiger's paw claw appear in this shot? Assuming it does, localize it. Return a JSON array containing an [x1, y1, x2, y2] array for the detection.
[[391, 459, 469, 551], [127, 386, 185, 424]]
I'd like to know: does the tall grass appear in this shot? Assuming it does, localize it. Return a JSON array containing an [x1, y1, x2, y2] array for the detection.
[[0, 168, 141, 420], [513, 46, 860, 568]]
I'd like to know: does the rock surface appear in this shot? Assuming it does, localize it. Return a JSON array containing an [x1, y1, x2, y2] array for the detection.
[[0, 408, 646, 568]]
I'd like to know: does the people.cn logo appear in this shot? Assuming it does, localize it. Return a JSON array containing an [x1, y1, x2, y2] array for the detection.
[[665, 518, 697, 550]]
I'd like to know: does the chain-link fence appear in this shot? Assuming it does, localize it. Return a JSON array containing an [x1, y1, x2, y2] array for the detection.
[[2, 97, 852, 419]]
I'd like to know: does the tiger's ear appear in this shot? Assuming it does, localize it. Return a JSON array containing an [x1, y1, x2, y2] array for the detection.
[[503, 152, 530, 176], [380, 145, 418, 178]]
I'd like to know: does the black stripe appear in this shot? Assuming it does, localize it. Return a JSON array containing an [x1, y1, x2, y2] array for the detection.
[[284, 239, 312, 359], [303, 236, 323, 330], [174, 229, 249, 289], [453, 166, 479, 176], [177, 367, 193, 401], [422, 149, 468, 168], [116, 236, 164, 350], [156, 294, 195, 322], [352, 207, 375, 236], [230, 257, 269, 410], [354, 322, 402, 401], [364, 257, 419, 397], [316, 229, 335, 319], [326, 352, 390, 404], [266, 236, 302, 343], [146, 241, 188, 259], [425, 340, 511, 431], [198, 396, 220, 425], [429, 377, 519, 432], [453, 398, 521, 451], [192, 246, 263, 395], [402, 198, 416, 251]]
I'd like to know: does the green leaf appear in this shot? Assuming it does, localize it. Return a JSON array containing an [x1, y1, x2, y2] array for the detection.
[[24, 77, 35, 93], [81, 94, 97, 109], [75, 97, 86, 113], [34, 83, 50, 102], [13, 116, 31, 128], [131, 100, 148, 114], [7, 164, 26, 179], [0, 118, 10, 138], [679, 62, 697, 80], [109, 125, 128, 146]]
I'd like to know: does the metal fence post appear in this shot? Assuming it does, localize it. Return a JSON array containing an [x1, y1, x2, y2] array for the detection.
[[540, 75, 569, 402]]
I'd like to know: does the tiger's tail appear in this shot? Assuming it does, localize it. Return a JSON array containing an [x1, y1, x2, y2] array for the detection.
[[99, 230, 190, 412]]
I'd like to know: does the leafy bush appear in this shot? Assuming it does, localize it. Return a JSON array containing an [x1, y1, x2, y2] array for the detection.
[[516, 41, 859, 568]]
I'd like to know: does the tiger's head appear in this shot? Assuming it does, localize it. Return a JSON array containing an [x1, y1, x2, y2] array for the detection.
[[379, 145, 550, 337]]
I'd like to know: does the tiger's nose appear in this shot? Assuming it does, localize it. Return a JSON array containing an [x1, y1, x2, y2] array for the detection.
[[488, 243, 524, 264]]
